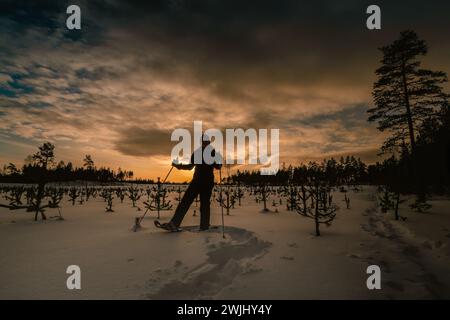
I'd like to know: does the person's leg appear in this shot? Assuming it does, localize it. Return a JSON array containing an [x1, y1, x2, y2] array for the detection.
[[170, 182, 199, 227], [199, 183, 214, 230]]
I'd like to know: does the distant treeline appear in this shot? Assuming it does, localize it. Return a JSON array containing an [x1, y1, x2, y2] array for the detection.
[[1, 139, 449, 193], [0, 145, 151, 184], [0, 162, 144, 184], [229, 146, 450, 194], [229, 156, 367, 186]]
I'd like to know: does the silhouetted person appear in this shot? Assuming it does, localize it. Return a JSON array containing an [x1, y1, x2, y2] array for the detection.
[[158, 136, 222, 231]]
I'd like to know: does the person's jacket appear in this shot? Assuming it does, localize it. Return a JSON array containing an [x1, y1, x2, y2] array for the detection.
[[176, 147, 222, 183]]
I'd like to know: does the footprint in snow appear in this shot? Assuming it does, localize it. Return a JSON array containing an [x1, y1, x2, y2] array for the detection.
[[174, 260, 183, 268]]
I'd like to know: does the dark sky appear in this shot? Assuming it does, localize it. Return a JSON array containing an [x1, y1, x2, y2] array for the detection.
[[0, 0, 449, 179]]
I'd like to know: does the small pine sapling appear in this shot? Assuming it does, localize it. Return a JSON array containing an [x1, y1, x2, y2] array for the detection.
[[174, 186, 183, 204], [115, 188, 125, 203], [255, 183, 270, 212], [4, 186, 25, 206], [105, 190, 114, 212], [217, 184, 233, 215], [378, 185, 395, 213], [194, 195, 200, 207], [409, 197, 432, 213], [284, 185, 298, 211], [127, 185, 141, 208], [68, 187, 80, 206], [47, 187, 64, 220], [78, 189, 85, 204], [0, 186, 49, 221], [343, 191, 350, 209], [295, 184, 310, 214], [23, 186, 50, 220], [233, 183, 244, 206], [84, 186, 93, 202], [297, 185, 338, 236], [143, 177, 173, 219], [378, 186, 407, 220]]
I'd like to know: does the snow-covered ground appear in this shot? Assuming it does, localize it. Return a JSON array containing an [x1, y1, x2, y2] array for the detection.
[[0, 185, 449, 299]]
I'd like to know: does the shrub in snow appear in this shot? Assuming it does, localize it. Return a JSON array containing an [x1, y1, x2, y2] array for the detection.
[[377, 186, 406, 220], [378, 185, 395, 213], [115, 188, 125, 203], [4, 186, 25, 207], [217, 184, 234, 215], [254, 183, 270, 212], [99, 188, 115, 212], [233, 183, 244, 206], [127, 185, 141, 207], [409, 198, 432, 213], [143, 177, 172, 219], [68, 187, 80, 206], [47, 187, 64, 219], [343, 191, 350, 209], [283, 184, 298, 211], [174, 186, 183, 204], [295, 184, 311, 214], [0, 186, 50, 221], [296, 185, 338, 236]]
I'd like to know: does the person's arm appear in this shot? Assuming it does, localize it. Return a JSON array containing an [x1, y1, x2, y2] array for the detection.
[[172, 153, 195, 170], [173, 163, 195, 170]]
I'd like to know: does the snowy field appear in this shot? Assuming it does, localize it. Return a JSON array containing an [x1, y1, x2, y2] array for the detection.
[[1, 185, 450, 299]]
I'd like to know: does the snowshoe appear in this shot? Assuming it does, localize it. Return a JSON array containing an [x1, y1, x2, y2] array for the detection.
[[154, 220, 182, 232]]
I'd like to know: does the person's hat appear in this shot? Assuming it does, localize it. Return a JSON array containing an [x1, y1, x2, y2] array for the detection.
[[202, 133, 211, 142]]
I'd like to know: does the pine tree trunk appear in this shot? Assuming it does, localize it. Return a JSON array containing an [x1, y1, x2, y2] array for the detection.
[[394, 192, 400, 221], [401, 61, 424, 200], [401, 61, 416, 153], [301, 185, 307, 213], [315, 200, 320, 236]]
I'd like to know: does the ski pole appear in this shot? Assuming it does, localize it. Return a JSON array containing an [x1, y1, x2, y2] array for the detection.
[[162, 165, 174, 184], [219, 166, 225, 238]]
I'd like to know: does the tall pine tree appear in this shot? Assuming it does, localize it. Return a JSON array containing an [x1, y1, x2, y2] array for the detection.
[[368, 30, 448, 154]]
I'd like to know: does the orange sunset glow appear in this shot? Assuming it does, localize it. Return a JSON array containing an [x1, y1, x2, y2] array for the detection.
[[1, 1, 449, 181]]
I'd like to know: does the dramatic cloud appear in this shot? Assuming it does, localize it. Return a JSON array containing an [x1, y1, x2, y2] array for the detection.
[[115, 127, 174, 157], [0, 0, 449, 179]]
